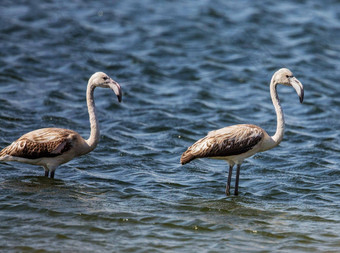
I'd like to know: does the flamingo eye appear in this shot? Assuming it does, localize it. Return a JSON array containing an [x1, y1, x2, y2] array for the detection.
[[286, 75, 289, 78], [103, 76, 109, 81]]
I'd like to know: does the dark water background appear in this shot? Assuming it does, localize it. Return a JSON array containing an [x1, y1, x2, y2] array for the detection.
[[1, 0, 340, 252]]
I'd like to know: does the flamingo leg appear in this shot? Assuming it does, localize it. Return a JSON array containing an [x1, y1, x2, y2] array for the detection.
[[234, 164, 241, 195], [226, 164, 233, 196], [50, 171, 55, 179], [44, 170, 49, 177]]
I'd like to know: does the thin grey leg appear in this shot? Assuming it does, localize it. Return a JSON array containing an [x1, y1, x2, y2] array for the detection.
[[226, 164, 233, 196], [234, 164, 241, 196], [44, 170, 49, 177], [50, 171, 55, 179]]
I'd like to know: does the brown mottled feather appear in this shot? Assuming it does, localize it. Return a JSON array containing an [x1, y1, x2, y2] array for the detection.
[[181, 124, 264, 164], [0, 128, 77, 159]]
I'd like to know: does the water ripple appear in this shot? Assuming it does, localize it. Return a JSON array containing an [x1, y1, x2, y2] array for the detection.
[[1, 0, 340, 252]]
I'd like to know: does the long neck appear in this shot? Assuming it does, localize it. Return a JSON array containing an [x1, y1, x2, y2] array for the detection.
[[85, 82, 100, 151], [270, 78, 285, 146]]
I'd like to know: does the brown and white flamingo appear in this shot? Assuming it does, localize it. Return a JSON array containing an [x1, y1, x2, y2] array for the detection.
[[181, 68, 304, 196], [0, 72, 122, 178]]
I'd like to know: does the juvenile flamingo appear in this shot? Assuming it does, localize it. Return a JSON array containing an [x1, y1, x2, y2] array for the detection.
[[181, 68, 304, 195], [0, 72, 122, 178]]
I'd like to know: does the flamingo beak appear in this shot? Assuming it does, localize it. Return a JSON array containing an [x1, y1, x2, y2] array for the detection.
[[290, 77, 304, 103], [109, 79, 122, 103]]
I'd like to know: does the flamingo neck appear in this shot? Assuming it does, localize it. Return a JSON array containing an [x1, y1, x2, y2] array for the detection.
[[270, 78, 285, 147], [85, 82, 100, 152]]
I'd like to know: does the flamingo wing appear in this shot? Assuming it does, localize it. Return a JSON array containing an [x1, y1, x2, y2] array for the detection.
[[181, 124, 264, 164], [0, 128, 77, 159]]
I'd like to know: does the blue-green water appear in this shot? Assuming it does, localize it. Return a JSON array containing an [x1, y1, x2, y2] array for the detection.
[[1, 0, 340, 252]]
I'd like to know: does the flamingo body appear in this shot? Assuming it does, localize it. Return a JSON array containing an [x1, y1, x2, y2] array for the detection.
[[0, 72, 122, 178], [181, 68, 304, 195]]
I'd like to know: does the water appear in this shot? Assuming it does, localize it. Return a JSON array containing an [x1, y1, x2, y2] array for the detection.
[[1, 0, 340, 252]]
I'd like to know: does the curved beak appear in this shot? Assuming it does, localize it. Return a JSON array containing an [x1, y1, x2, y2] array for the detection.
[[109, 79, 122, 103], [290, 77, 304, 103]]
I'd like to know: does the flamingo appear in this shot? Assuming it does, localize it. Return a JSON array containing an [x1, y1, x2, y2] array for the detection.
[[180, 68, 304, 195], [0, 72, 122, 178]]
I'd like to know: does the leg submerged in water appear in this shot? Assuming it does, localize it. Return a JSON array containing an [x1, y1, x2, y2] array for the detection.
[[234, 164, 241, 196], [226, 164, 233, 196]]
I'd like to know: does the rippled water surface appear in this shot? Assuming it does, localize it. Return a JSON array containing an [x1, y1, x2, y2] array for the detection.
[[1, 0, 340, 252]]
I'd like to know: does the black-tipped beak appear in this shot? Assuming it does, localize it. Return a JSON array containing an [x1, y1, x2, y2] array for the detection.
[[291, 77, 304, 103], [109, 79, 122, 103]]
